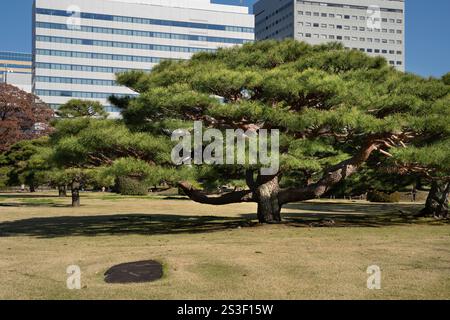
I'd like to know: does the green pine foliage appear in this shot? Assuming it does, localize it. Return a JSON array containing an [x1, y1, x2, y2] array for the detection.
[[0, 137, 51, 190], [56, 99, 108, 118], [2, 40, 448, 209], [50, 118, 173, 167], [114, 40, 449, 191]]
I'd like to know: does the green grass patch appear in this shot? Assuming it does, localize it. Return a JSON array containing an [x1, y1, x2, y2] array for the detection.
[[0, 192, 449, 300]]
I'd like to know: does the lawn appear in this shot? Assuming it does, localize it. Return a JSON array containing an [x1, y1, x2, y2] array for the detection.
[[0, 192, 449, 300]]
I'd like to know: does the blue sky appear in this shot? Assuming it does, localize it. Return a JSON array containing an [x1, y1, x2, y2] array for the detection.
[[0, 0, 449, 77]]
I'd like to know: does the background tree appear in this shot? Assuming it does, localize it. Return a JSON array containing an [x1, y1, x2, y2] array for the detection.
[[36, 169, 74, 197], [442, 72, 450, 86], [0, 155, 11, 189], [332, 165, 417, 200], [0, 83, 53, 152], [115, 40, 449, 223], [98, 157, 192, 195], [56, 99, 108, 119], [0, 137, 50, 192], [47, 117, 174, 206]]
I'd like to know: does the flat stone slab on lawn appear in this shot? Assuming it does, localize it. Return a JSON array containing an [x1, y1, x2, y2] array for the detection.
[[104, 260, 163, 284]]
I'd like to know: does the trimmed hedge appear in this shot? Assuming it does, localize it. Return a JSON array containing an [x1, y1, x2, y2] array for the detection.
[[367, 191, 401, 203], [116, 177, 148, 196]]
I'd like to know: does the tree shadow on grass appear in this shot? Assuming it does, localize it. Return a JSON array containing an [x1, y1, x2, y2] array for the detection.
[[284, 201, 424, 214], [0, 214, 257, 239], [0, 194, 62, 200], [279, 201, 449, 228], [0, 194, 68, 207], [0, 202, 447, 239], [0, 202, 71, 208]]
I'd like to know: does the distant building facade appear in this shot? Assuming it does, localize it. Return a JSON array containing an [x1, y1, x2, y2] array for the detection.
[[0, 51, 33, 93], [32, 0, 255, 116], [254, 0, 405, 71]]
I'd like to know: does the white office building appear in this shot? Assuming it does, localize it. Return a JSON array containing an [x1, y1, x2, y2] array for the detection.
[[254, 0, 405, 71], [1, 51, 33, 93], [32, 0, 254, 115]]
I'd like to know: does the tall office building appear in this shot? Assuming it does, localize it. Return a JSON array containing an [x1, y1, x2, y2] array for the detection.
[[0, 51, 33, 92], [254, 0, 405, 71], [33, 0, 254, 116]]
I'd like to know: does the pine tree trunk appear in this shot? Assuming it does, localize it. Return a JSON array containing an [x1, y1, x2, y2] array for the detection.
[[71, 182, 81, 207], [58, 185, 67, 197], [255, 176, 282, 223], [420, 181, 449, 219]]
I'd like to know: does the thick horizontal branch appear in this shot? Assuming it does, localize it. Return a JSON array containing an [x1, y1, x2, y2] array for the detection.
[[278, 142, 379, 204], [179, 181, 255, 205]]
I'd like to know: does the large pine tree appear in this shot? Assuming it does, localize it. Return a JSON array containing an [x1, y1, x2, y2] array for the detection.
[[111, 40, 448, 223]]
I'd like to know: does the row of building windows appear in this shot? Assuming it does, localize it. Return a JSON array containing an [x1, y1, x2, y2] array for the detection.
[[257, 11, 294, 35], [36, 76, 118, 86], [36, 35, 217, 54], [35, 89, 136, 99], [35, 62, 151, 74], [388, 60, 402, 66], [298, 10, 403, 24], [0, 63, 32, 70], [353, 47, 402, 60], [296, 1, 404, 14], [36, 49, 172, 63], [36, 22, 252, 45], [255, 1, 293, 29], [342, 47, 403, 65], [0, 51, 32, 62], [263, 23, 294, 39], [36, 8, 254, 34], [299, 20, 403, 35], [299, 32, 403, 45], [48, 103, 121, 113], [255, 1, 293, 23], [0, 71, 31, 75]]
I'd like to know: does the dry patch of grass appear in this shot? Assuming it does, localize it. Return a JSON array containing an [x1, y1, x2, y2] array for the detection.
[[0, 192, 449, 300]]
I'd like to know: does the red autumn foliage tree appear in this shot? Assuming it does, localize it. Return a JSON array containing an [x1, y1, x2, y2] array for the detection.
[[0, 83, 53, 152]]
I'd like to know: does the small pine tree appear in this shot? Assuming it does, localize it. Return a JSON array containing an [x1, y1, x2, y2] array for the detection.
[[46, 117, 174, 206]]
